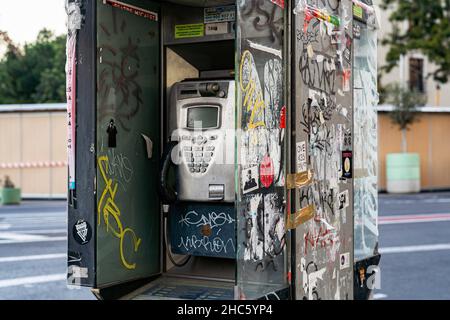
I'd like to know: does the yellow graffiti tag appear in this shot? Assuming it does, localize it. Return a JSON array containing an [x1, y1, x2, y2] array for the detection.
[[98, 155, 142, 270], [240, 50, 266, 129]]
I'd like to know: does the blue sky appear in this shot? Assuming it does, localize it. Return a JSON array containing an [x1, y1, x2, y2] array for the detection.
[[0, 0, 66, 46]]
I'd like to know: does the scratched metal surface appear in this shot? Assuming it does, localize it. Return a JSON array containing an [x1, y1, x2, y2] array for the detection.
[[293, 0, 354, 300], [235, 0, 289, 300], [95, 0, 161, 286]]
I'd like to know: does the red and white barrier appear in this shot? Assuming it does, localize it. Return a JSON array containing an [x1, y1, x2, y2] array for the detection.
[[0, 161, 67, 169]]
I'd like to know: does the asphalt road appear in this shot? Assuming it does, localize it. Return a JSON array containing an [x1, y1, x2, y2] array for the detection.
[[374, 192, 450, 300], [0, 193, 449, 300], [0, 201, 93, 300]]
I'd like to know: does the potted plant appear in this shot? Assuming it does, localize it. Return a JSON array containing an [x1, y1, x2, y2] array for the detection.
[[383, 83, 427, 193], [0, 176, 21, 205]]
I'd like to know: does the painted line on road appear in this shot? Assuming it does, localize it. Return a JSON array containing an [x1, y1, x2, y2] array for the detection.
[[379, 213, 450, 225], [0, 274, 66, 289], [380, 243, 450, 254], [0, 253, 66, 263], [0, 237, 66, 245], [373, 293, 388, 300], [1, 229, 67, 235], [0, 232, 50, 241]]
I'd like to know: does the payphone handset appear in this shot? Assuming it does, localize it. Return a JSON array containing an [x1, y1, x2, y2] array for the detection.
[[166, 80, 236, 203]]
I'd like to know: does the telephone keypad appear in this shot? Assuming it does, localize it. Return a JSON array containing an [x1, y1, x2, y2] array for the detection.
[[182, 134, 217, 175]]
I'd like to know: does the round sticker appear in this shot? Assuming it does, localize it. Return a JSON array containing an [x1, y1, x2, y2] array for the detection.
[[73, 219, 92, 245], [260, 155, 274, 188]]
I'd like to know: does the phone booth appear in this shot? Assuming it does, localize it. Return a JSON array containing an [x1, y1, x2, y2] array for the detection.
[[66, 0, 380, 300]]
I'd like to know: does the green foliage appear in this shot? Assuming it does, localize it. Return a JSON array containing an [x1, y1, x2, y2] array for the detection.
[[380, 0, 450, 83], [0, 29, 66, 104], [383, 83, 427, 131]]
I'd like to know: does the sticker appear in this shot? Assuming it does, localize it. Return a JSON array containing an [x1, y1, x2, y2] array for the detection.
[[337, 190, 350, 210], [103, 0, 158, 21], [353, 23, 361, 39], [340, 252, 350, 270], [247, 40, 282, 59], [242, 166, 259, 194], [205, 22, 229, 36], [343, 69, 351, 92], [175, 23, 204, 39], [107, 119, 118, 148], [307, 44, 314, 59], [141, 134, 153, 159], [353, 4, 364, 20], [342, 151, 353, 179], [204, 5, 236, 23], [73, 220, 92, 245], [68, 265, 89, 279], [280, 106, 287, 129], [66, 33, 77, 190], [270, 0, 285, 9], [296, 141, 307, 173], [260, 155, 274, 188]]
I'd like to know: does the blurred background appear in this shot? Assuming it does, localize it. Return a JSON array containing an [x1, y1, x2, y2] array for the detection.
[[0, 0, 449, 300]]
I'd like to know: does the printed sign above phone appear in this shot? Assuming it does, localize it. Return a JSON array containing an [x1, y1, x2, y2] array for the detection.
[[204, 5, 236, 24]]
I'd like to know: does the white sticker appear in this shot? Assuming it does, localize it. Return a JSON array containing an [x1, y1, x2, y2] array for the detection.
[[205, 22, 229, 35], [296, 141, 307, 173], [68, 265, 89, 279], [337, 190, 350, 210], [141, 134, 153, 159], [242, 166, 259, 194], [340, 252, 350, 270], [204, 5, 236, 23]]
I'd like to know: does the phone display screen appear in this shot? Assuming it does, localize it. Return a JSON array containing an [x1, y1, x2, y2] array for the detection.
[[187, 106, 219, 129]]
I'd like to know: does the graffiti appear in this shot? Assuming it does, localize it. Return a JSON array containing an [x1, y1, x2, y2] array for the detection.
[[179, 211, 235, 230], [98, 8, 144, 131], [240, 0, 284, 44], [304, 224, 339, 255], [301, 258, 325, 300], [297, 29, 319, 45], [105, 149, 134, 186], [241, 193, 285, 271], [97, 155, 141, 270], [178, 235, 235, 255], [294, 0, 355, 300], [299, 50, 337, 94]]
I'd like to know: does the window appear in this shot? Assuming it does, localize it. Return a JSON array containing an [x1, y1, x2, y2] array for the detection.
[[409, 58, 425, 93]]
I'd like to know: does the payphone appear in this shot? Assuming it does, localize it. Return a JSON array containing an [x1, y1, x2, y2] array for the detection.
[[165, 79, 236, 203], [67, 0, 379, 301], [160, 79, 237, 260]]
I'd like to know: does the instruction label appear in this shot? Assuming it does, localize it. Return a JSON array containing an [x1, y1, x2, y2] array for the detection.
[[175, 24, 204, 39], [204, 6, 236, 23]]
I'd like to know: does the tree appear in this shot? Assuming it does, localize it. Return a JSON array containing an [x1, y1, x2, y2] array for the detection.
[[380, 0, 450, 83], [0, 29, 66, 104], [383, 83, 427, 153]]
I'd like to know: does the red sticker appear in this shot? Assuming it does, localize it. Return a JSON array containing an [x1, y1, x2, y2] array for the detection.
[[280, 105, 286, 129], [260, 155, 274, 188], [270, 0, 285, 9]]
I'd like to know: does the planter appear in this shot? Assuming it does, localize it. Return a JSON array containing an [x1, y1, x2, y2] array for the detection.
[[386, 153, 421, 193], [0, 188, 22, 205]]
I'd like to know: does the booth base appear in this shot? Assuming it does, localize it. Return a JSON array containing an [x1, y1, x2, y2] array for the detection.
[[127, 276, 234, 300]]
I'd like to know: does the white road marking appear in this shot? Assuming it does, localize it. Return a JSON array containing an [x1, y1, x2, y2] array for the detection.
[[380, 243, 450, 254], [379, 213, 450, 225], [0, 253, 66, 263], [0, 232, 50, 241], [0, 274, 66, 288], [3, 229, 67, 235], [0, 237, 66, 245], [373, 293, 388, 300]]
